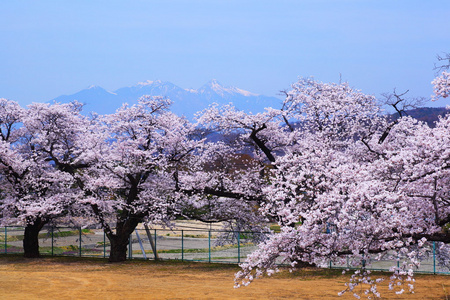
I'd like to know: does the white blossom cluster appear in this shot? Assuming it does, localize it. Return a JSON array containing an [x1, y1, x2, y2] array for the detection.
[[432, 71, 450, 100]]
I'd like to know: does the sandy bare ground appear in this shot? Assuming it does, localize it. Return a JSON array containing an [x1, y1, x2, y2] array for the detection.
[[0, 256, 448, 300]]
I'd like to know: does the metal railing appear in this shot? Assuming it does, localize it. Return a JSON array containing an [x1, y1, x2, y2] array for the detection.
[[0, 226, 448, 275]]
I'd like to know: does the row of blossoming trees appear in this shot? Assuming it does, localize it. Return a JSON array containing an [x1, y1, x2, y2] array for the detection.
[[0, 96, 266, 262], [0, 70, 449, 297]]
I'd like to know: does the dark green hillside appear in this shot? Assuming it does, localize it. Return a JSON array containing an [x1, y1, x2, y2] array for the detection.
[[391, 107, 448, 127]]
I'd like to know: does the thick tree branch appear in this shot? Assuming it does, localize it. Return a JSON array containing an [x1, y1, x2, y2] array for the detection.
[[250, 124, 276, 163]]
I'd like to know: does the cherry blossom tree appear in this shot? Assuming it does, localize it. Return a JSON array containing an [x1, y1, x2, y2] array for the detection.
[[223, 77, 449, 298], [0, 100, 89, 257], [78, 97, 207, 262]]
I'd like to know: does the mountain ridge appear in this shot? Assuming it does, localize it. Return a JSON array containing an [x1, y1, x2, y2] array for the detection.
[[52, 80, 282, 118], [51, 82, 448, 125]]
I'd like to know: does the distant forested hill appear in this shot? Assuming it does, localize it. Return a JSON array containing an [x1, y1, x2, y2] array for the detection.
[[391, 107, 449, 127]]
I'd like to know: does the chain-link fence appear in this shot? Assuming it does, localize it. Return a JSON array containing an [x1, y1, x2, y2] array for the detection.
[[0, 226, 449, 275], [0, 226, 263, 264]]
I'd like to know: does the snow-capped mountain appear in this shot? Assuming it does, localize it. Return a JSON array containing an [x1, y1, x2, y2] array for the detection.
[[52, 80, 282, 118], [198, 79, 257, 100]]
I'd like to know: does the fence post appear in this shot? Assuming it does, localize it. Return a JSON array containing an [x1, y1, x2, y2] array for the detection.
[[433, 241, 436, 274], [237, 231, 241, 264], [103, 231, 106, 259], [208, 230, 211, 263], [79, 227, 82, 257], [181, 230, 184, 262], [128, 234, 132, 260], [51, 226, 54, 257], [4, 227, 7, 254], [154, 229, 157, 258]]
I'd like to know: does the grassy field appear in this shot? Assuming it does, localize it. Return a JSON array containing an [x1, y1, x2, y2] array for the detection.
[[0, 255, 448, 299]]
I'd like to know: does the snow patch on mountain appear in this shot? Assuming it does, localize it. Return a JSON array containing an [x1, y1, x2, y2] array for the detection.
[[136, 80, 162, 86], [85, 85, 117, 95], [198, 79, 258, 97], [234, 88, 258, 97]]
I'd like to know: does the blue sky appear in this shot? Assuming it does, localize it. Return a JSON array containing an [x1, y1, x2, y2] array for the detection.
[[1, 0, 449, 108]]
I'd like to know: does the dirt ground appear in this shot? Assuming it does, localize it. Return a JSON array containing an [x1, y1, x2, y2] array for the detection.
[[0, 256, 448, 300]]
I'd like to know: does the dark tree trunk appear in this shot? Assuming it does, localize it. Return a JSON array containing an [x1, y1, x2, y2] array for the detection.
[[102, 181, 144, 263], [108, 234, 130, 262], [23, 217, 47, 258], [107, 216, 141, 263]]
